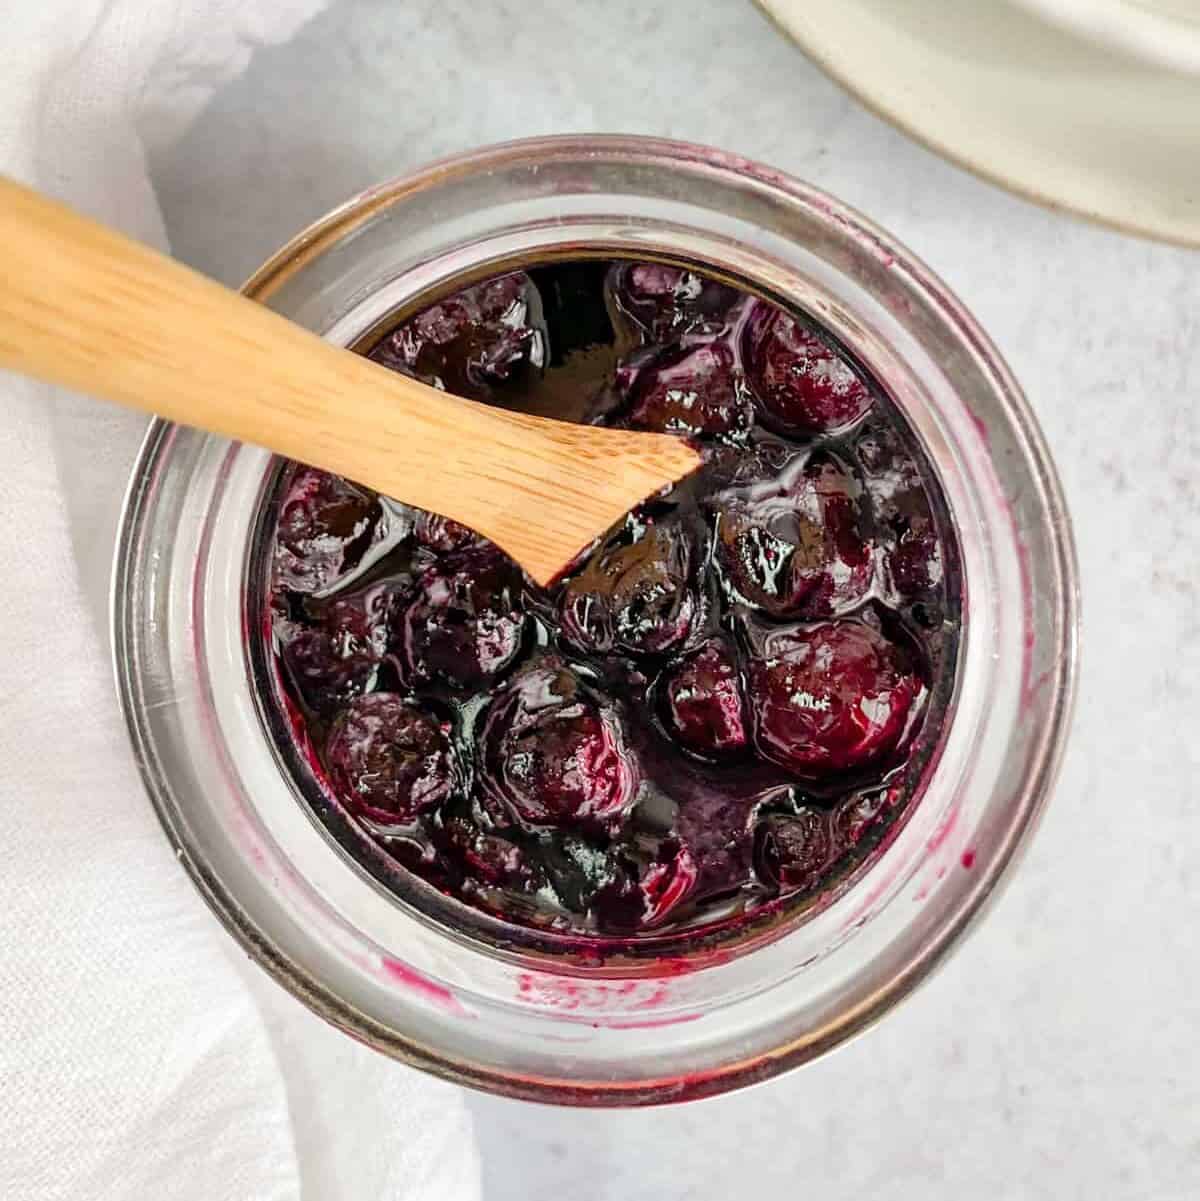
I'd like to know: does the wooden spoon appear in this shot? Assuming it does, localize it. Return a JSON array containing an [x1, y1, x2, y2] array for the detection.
[[0, 177, 700, 585]]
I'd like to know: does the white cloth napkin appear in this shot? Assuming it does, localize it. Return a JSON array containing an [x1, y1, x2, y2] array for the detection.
[[0, 3, 481, 1199]]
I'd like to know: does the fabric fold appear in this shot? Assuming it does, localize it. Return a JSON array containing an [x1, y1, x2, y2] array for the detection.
[[0, 4, 480, 1198]]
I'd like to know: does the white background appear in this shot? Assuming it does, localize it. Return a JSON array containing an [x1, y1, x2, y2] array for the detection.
[[151, 2, 1200, 1197]]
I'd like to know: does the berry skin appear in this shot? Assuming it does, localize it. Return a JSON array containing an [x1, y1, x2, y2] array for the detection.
[[754, 810, 833, 890], [368, 271, 541, 402], [559, 518, 701, 656], [853, 417, 947, 601], [326, 693, 453, 825], [713, 453, 874, 619], [744, 303, 873, 435], [275, 468, 380, 593], [399, 548, 527, 688], [745, 619, 924, 778], [624, 339, 751, 438], [639, 842, 700, 928], [888, 520, 943, 596], [609, 261, 739, 340], [660, 639, 747, 758], [441, 816, 541, 891], [279, 583, 403, 716], [479, 662, 637, 829]]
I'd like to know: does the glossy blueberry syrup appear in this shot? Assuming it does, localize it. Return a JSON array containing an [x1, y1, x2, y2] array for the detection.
[[261, 259, 960, 942]]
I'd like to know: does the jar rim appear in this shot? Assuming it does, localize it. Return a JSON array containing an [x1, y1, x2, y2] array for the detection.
[[113, 134, 1078, 1105]]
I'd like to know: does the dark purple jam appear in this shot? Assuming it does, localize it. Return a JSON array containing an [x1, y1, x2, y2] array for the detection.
[[260, 259, 960, 942]]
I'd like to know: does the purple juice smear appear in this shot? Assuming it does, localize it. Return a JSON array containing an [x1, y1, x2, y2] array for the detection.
[[263, 259, 960, 941]]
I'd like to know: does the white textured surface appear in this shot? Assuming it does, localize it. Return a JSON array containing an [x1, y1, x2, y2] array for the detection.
[[152, 1, 1200, 1197], [0, 2, 478, 1200], [1, 2, 478, 1201]]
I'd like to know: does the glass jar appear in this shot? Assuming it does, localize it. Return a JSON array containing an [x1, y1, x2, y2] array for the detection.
[[113, 135, 1078, 1105]]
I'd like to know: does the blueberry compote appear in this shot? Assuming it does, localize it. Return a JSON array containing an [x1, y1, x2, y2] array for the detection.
[[262, 259, 960, 945]]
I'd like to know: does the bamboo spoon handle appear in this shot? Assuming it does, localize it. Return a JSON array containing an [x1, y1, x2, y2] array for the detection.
[[0, 176, 700, 585]]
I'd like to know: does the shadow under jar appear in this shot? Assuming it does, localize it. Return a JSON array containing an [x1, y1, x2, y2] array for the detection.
[[114, 136, 1077, 1105]]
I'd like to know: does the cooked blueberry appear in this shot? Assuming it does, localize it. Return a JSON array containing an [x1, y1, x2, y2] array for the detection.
[[887, 519, 943, 596], [326, 694, 453, 825], [279, 584, 403, 715], [475, 272, 531, 323], [559, 518, 701, 656], [701, 435, 794, 490], [639, 841, 699, 927], [274, 468, 380, 593], [441, 816, 540, 890], [713, 452, 874, 618], [479, 662, 637, 828], [754, 810, 833, 890], [745, 620, 924, 777], [854, 420, 946, 600], [612, 262, 685, 336], [368, 271, 541, 402], [280, 627, 363, 715], [399, 548, 526, 688], [624, 339, 751, 437], [609, 261, 739, 340], [660, 639, 747, 757], [744, 303, 873, 434]]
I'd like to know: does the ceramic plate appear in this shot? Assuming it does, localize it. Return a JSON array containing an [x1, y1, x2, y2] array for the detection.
[[1013, 0, 1200, 75], [757, 0, 1200, 246]]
